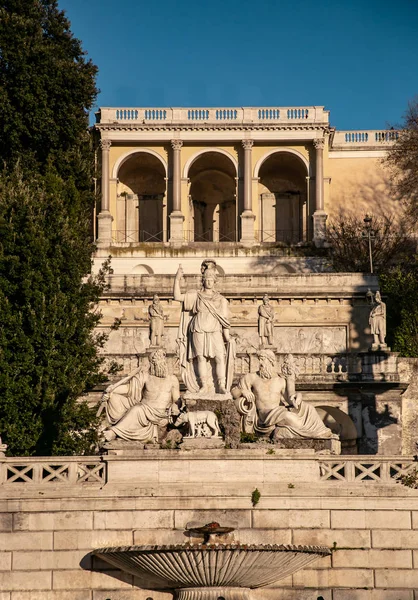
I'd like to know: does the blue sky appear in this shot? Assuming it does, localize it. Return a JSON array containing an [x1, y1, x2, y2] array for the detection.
[[61, 0, 418, 130]]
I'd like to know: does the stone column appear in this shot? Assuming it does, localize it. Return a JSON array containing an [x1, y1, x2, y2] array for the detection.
[[313, 137, 327, 247], [240, 139, 255, 245], [169, 139, 184, 244], [97, 138, 113, 245]]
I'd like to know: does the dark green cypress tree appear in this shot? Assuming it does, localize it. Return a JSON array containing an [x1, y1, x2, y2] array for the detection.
[[0, 1, 105, 455]]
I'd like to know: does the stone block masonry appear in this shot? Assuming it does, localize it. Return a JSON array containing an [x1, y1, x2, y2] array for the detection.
[[1, 452, 418, 598]]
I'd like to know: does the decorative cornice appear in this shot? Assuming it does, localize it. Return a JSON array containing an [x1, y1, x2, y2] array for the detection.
[[242, 139, 254, 150], [99, 139, 112, 151], [95, 123, 331, 134], [170, 139, 183, 150]]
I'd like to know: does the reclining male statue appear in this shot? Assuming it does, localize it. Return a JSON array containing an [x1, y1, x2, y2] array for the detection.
[[101, 349, 180, 443], [231, 350, 336, 440]]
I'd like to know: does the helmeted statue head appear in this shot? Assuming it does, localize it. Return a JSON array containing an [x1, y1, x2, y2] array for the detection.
[[375, 291, 382, 303], [201, 260, 218, 288]]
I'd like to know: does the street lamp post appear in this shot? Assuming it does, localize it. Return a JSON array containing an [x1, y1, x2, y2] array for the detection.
[[362, 214, 376, 273]]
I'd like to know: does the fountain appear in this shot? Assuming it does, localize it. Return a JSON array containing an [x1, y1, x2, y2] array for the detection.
[[94, 522, 331, 599]]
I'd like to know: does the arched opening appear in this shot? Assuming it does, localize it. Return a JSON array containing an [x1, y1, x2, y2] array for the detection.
[[188, 152, 237, 242], [258, 151, 308, 243], [116, 152, 166, 242]]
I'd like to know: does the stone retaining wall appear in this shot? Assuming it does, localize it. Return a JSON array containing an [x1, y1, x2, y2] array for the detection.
[[1, 452, 418, 599]]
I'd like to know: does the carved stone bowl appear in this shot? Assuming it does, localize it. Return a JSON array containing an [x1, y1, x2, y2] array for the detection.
[[94, 542, 330, 598]]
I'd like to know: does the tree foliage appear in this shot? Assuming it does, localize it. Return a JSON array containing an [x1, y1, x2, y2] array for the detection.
[[380, 262, 418, 358], [0, 1, 105, 455], [385, 98, 418, 223], [0, 0, 98, 182], [327, 213, 415, 274], [328, 212, 418, 357]]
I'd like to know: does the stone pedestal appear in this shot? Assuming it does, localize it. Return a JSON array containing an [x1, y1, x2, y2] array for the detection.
[[360, 351, 399, 381], [96, 211, 113, 245], [240, 210, 256, 245], [270, 436, 341, 455], [183, 395, 241, 448], [313, 209, 327, 247], [100, 440, 147, 455], [181, 437, 224, 450], [170, 210, 185, 245]]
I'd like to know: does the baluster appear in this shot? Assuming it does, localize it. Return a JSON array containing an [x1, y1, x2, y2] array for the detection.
[[68, 462, 78, 484], [33, 463, 42, 484], [346, 461, 355, 482]]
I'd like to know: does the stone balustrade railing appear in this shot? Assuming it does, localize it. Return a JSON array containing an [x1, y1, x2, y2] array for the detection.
[[102, 272, 377, 296], [98, 106, 330, 125], [332, 130, 400, 147], [318, 457, 416, 482], [0, 454, 415, 485], [0, 456, 106, 485], [99, 351, 370, 383]]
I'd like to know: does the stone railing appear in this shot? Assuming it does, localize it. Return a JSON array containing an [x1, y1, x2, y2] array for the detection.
[[0, 456, 106, 485], [102, 272, 377, 296], [98, 106, 330, 125], [318, 457, 416, 482], [332, 130, 400, 148], [1, 454, 415, 486], [103, 353, 364, 380]]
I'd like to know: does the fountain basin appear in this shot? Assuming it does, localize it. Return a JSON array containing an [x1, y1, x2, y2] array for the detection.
[[94, 542, 331, 595]]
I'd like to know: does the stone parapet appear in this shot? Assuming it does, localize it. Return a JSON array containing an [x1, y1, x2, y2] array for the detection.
[[99, 272, 378, 296], [1, 452, 418, 597]]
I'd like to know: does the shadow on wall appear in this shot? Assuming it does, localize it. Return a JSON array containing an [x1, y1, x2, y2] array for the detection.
[[328, 162, 403, 223]]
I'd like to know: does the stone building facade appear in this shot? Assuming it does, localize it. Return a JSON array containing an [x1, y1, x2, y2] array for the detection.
[[94, 106, 397, 253]]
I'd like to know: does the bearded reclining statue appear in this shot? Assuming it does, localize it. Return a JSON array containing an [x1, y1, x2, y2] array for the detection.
[[231, 351, 337, 441], [100, 349, 180, 443]]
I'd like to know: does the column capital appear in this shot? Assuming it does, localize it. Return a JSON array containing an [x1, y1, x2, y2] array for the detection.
[[241, 139, 254, 150], [313, 138, 325, 150], [171, 139, 183, 151], [99, 139, 112, 151]]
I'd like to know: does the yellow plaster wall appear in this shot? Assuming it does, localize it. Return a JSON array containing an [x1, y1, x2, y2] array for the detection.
[[326, 155, 399, 221]]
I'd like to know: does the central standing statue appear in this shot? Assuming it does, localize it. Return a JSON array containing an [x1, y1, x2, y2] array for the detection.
[[174, 260, 235, 396]]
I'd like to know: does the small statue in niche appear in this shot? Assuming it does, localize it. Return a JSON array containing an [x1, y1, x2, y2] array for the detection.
[[148, 294, 166, 347], [100, 349, 181, 443], [369, 291, 387, 351], [231, 350, 336, 440], [173, 407, 221, 438], [258, 294, 275, 347]]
